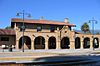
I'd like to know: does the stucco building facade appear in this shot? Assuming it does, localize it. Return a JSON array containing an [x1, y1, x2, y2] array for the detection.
[[10, 18, 100, 50], [0, 29, 16, 49]]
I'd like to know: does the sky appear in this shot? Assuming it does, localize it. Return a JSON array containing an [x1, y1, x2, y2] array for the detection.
[[0, 0, 100, 30]]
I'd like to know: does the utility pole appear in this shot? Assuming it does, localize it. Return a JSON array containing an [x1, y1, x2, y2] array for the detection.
[[16, 10, 31, 52], [89, 18, 97, 50]]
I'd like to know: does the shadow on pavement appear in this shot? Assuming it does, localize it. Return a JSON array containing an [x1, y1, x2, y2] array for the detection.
[[30, 55, 100, 66]]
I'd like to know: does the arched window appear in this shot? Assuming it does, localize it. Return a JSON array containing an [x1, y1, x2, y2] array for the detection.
[[93, 38, 99, 48], [83, 37, 90, 48], [75, 37, 81, 49], [19, 36, 31, 49], [61, 37, 70, 49], [48, 37, 56, 49], [34, 36, 45, 49]]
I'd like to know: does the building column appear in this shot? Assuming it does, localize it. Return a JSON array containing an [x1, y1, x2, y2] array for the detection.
[[31, 40, 34, 50], [16, 40, 19, 49], [99, 40, 100, 48], [90, 40, 93, 49], [56, 35, 60, 49], [56, 30, 61, 49], [80, 41, 83, 49], [70, 41, 75, 49], [45, 37, 48, 50], [56, 41, 60, 49]]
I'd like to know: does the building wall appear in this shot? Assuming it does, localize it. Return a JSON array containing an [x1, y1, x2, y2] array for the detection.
[[75, 34, 100, 49], [14, 22, 100, 50], [14, 22, 75, 50], [0, 35, 16, 49]]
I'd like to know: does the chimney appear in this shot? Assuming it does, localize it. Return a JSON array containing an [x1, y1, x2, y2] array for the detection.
[[40, 16, 44, 20], [64, 18, 69, 23]]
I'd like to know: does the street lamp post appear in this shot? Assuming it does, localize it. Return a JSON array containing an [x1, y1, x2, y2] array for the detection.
[[89, 18, 97, 50], [16, 10, 31, 52]]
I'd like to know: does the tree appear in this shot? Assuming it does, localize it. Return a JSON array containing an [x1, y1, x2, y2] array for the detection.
[[81, 22, 91, 34], [5, 26, 12, 29], [95, 32, 100, 35]]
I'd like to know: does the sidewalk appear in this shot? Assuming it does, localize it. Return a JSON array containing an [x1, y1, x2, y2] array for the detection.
[[0, 49, 100, 64]]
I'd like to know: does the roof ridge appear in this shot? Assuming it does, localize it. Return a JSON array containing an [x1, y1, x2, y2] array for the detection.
[[11, 18, 75, 26], [12, 18, 65, 23]]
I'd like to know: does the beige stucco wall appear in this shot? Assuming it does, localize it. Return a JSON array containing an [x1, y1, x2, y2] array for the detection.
[[15, 24, 76, 50], [0, 35, 16, 49], [14, 23, 100, 50]]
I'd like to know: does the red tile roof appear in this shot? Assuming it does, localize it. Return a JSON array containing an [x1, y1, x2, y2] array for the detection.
[[11, 18, 76, 26], [0, 29, 16, 35]]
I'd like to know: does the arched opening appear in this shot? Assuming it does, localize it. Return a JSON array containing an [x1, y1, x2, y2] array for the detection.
[[75, 37, 81, 49], [93, 38, 99, 48], [83, 37, 90, 48], [48, 37, 56, 49], [19, 36, 31, 49], [61, 37, 70, 49], [34, 36, 45, 49]]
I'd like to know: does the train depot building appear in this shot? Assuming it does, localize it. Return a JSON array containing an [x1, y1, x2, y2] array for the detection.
[[0, 18, 100, 50]]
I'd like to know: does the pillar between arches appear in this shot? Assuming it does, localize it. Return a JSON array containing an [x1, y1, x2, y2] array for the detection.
[[90, 40, 93, 49], [45, 37, 48, 50], [70, 41, 75, 49], [80, 41, 83, 49], [56, 41, 60, 49], [99, 38, 100, 48], [31, 40, 34, 50], [16, 40, 19, 49]]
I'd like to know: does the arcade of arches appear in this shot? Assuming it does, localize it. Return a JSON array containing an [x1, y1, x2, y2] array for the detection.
[[17, 35, 100, 50], [12, 18, 100, 50]]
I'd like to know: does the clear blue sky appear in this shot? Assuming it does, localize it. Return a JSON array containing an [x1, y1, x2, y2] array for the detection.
[[0, 0, 100, 30]]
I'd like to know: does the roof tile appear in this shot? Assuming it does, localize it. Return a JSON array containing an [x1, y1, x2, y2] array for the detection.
[[11, 18, 76, 26], [0, 29, 16, 35]]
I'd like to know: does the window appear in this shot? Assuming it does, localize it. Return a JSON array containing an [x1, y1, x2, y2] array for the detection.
[[37, 26, 42, 32], [50, 26, 55, 32], [19, 26, 25, 32], [68, 26, 71, 30], [1, 37, 9, 41]]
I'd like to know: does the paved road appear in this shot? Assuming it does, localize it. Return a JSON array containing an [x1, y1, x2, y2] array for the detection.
[[0, 49, 100, 65]]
